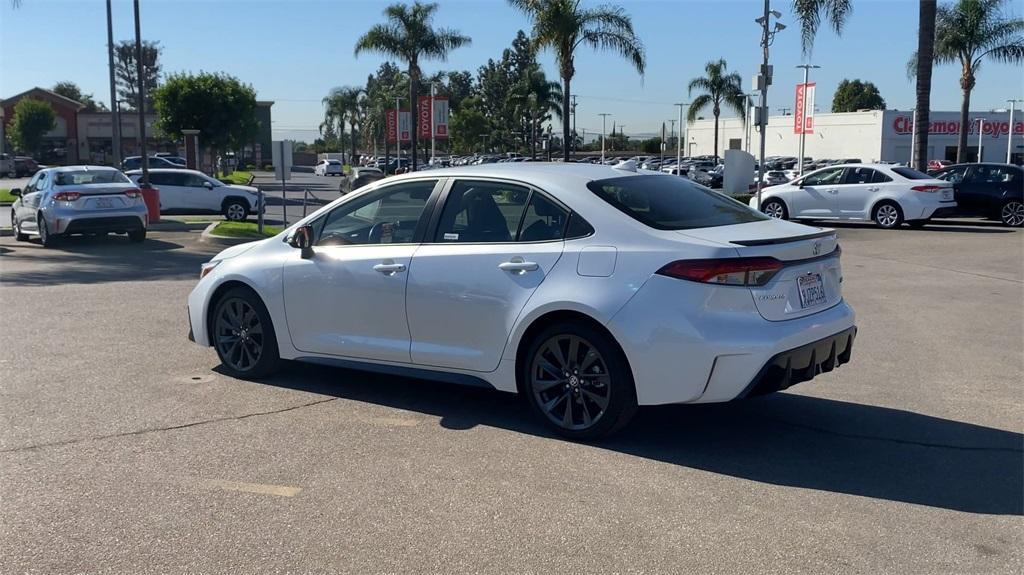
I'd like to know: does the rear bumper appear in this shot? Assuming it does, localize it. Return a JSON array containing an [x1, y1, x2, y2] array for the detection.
[[737, 326, 856, 398], [925, 206, 958, 219], [60, 214, 146, 234]]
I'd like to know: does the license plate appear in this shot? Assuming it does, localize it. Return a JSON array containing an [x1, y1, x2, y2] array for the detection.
[[797, 273, 827, 309], [95, 197, 113, 209]]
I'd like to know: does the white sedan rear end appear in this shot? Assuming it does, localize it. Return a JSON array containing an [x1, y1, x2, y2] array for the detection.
[[752, 163, 957, 228], [315, 159, 344, 176]]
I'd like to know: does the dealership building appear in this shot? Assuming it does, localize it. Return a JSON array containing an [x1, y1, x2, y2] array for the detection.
[[687, 109, 1024, 165]]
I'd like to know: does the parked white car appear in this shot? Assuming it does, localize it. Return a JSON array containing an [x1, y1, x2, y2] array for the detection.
[[127, 169, 261, 221], [315, 159, 344, 176], [752, 164, 957, 228], [187, 163, 856, 438]]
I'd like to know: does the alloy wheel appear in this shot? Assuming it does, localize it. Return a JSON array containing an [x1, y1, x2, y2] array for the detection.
[[530, 334, 611, 431], [875, 204, 900, 228], [215, 297, 264, 372], [763, 201, 785, 219], [1001, 201, 1024, 227], [38, 217, 49, 243], [226, 203, 247, 221]]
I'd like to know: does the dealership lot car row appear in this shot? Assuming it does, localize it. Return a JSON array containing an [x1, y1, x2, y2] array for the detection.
[[189, 163, 855, 438]]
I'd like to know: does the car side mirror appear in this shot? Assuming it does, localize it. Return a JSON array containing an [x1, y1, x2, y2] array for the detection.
[[9, 188, 21, 197], [289, 225, 315, 259], [203, 181, 214, 189]]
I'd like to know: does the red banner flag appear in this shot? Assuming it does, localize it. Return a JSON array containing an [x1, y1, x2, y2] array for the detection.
[[386, 109, 398, 144], [418, 96, 432, 140]]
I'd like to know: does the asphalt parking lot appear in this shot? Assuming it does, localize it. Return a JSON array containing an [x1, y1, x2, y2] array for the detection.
[[0, 219, 1021, 573]]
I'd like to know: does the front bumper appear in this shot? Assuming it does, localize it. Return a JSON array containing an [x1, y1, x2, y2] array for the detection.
[[737, 326, 856, 398]]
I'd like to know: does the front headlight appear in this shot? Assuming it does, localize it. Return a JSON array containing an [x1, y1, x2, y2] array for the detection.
[[199, 260, 221, 279]]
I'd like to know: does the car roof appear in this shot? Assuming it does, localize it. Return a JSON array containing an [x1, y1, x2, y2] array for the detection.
[[380, 161, 670, 192], [125, 168, 201, 175], [44, 165, 121, 173]]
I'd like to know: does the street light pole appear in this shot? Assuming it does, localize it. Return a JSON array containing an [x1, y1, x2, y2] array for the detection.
[[754, 1, 784, 209], [105, 0, 121, 167], [977, 117, 985, 162], [795, 64, 820, 177], [599, 113, 611, 162], [133, 0, 149, 187], [909, 108, 917, 166], [1007, 99, 1020, 163], [674, 103, 685, 169]]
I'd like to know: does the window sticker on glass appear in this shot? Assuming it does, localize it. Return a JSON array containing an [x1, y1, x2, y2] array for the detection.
[[444, 232, 459, 241]]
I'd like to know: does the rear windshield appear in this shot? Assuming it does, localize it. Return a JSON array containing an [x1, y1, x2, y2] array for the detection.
[[891, 167, 932, 180], [55, 170, 131, 185], [327, 160, 342, 165], [587, 175, 767, 230]]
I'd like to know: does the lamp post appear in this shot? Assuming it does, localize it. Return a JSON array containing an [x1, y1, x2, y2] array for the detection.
[[133, 0, 149, 186], [795, 64, 820, 177], [976, 117, 985, 162], [754, 1, 785, 209], [675, 103, 687, 170], [105, 0, 121, 167], [599, 113, 611, 162], [909, 108, 916, 166], [1007, 99, 1021, 163]]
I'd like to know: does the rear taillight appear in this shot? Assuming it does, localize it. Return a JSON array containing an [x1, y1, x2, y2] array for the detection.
[[53, 191, 81, 201], [911, 185, 944, 193], [123, 188, 142, 199], [657, 257, 784, 286]]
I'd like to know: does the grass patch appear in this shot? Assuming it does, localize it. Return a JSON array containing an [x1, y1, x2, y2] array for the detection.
[[217, 171, 253, 185], [0, 189, 16, 204], [210, 220, 282, 239]]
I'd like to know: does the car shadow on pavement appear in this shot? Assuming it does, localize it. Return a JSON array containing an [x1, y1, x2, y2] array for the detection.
[[0, 236, 220, 286], [244, 362, 1023, 516], [826, 220, 1015, 234]]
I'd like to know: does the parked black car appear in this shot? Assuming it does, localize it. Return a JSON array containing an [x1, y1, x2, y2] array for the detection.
[[931, 163, 1023, 227]]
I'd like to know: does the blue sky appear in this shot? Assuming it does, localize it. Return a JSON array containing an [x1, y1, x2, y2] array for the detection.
[[2, 0, 1022, 142]]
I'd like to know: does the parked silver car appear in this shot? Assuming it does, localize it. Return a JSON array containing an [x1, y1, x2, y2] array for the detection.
[[10, 166, 148, 247]]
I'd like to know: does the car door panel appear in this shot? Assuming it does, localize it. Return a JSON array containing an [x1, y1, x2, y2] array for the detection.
[[835, 167, 881, 219], [793, 167, 844, 218]]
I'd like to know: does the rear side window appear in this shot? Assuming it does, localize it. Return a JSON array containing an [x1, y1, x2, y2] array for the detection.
[[518, 193, 568, 242], [892, 167, 933, 180], [587, 175, 766, 230]]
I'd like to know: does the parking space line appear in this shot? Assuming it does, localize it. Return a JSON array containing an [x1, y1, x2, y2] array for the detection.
[[194, 478, 303, 497]]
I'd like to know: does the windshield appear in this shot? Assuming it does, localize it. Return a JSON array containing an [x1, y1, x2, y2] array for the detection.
[[55, 170, 131, 185], [587, 175, 767, 230]]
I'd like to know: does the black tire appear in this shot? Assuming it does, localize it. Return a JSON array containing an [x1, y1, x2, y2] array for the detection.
[[999, 199, 1024, 227], [128, 227, 147, 243], [907, 219, 929, 229], [761, 199, 788, 220], [13, 212, 28, 242], [211, 287, 280, 379], [38, 215, 60, 247], [872, 201, 904, 229], [222, 199, 249, 222], [520, 321, 637, 440]]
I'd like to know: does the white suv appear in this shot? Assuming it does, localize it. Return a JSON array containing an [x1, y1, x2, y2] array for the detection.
[[127, 169, 261, 221]]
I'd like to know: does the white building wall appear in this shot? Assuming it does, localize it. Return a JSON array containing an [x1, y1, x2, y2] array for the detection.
[[687, 109, 1024, 164]]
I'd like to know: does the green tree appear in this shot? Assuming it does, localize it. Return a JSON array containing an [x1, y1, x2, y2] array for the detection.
[[153, 72, 259, 161], [449, 95, 489, 153], [6, 98, 56, 157], [509, 0, 645, 161], [687, 59, 745, 161], [52, 81, 105, 112], [831, 79, 887, 112], [114, 40, 162, 112], [355, 2, 471, 170], [929, 0, 1024, 162], [322, 86, 365, 162]]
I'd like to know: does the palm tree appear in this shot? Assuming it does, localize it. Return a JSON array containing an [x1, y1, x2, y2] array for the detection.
[[509, 0, 645, 161], [932, 0, 1024, 162], [322, 86, 362, 159], [355, 2, 470, 170], [686, 60, 745, 161]]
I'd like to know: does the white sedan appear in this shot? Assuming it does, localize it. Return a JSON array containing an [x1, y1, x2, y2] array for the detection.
[[752, 163, 956, 228], [127, 169, 261, 221], [315, 159, 344, 176], [187, 163, 856, 438]]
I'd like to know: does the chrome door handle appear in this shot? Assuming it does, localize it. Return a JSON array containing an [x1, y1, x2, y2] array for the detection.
[[868, 187, 879, 192], [373, 262, 406, 275], [498, 260, 539, 274]]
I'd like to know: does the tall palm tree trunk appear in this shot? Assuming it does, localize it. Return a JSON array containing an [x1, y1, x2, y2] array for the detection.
[[562, 75, 571, 162], [410, 66, 419, 170], [713, 113, 720, 161], [957, 76, 974, 162], [914, 0, 937, 171]]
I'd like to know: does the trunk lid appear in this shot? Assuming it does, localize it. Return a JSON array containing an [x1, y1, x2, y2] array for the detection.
[[55, 183, 139, 212], [677, 220, 843, 321]]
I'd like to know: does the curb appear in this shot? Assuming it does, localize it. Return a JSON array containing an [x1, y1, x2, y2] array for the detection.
[[199, 222, 267, 246]]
